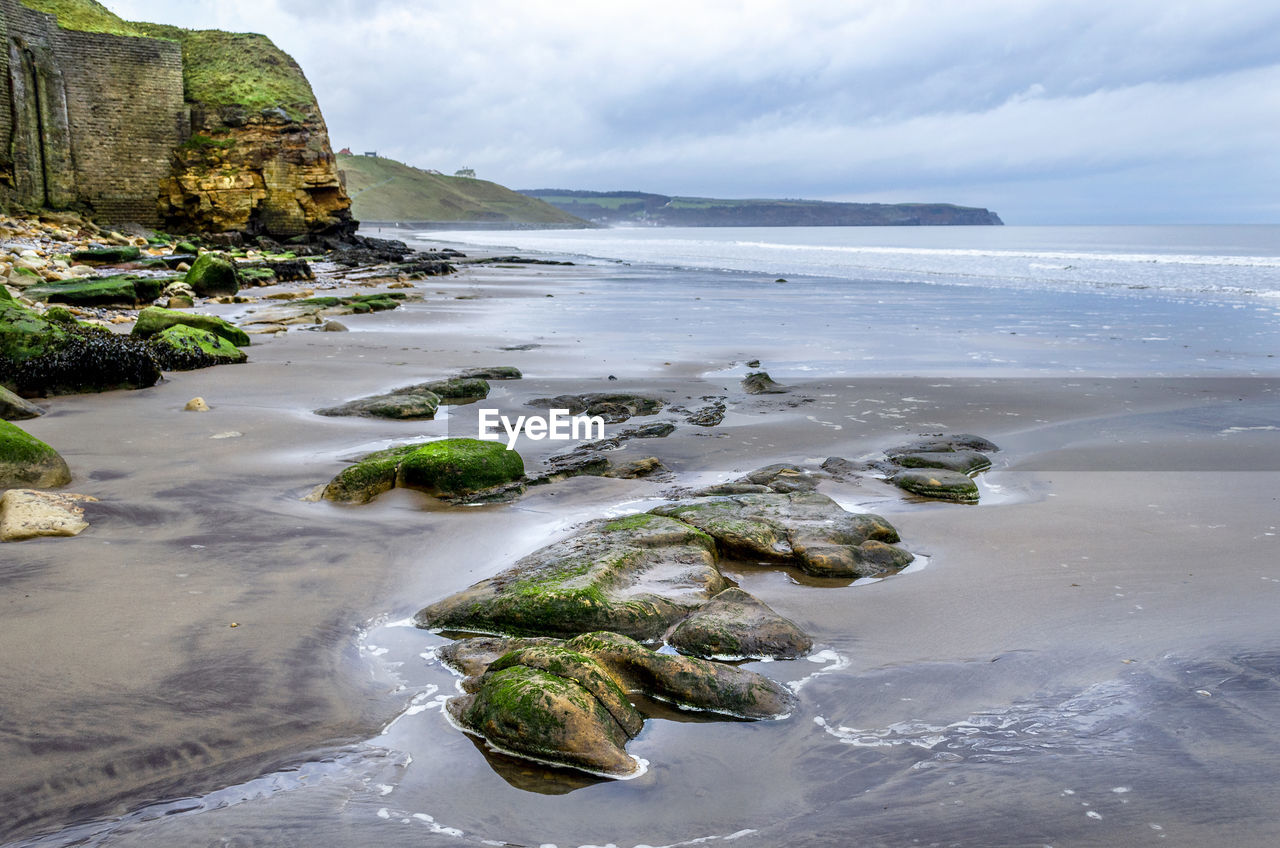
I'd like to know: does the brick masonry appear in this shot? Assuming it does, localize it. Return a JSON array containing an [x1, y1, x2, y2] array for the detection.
[[0, 0, 185, 226]]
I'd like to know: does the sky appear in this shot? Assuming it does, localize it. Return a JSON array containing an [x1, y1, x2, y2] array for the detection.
[[108, 0, 1280, 225]]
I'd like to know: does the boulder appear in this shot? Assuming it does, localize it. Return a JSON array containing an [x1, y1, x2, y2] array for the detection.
[[184, 253, 240, 297], [26, 275, 166, 307], [891, 450, 992, 475], [131, 306, 251, 347], [393, 377, 489, 403], [457, 366, 521, 380], [315, 390, 441, 420], [602, 457, 666, 478], [416, 513, 727, 640], [892, 468, 979, 503], [69, 246, 141, 265], [1, 385, 43, 420], [0, 489, 97, 542], [322, 438, 524, 504], [441, 631, 795, 777], [266, 259, 314, 282], [887, 434, 1000, 455], [150, 325, 248, 370], [0, 420, 71, 488], [668, 587, 813, 660], [742, 371, 788, 394], [528, 392, 663, 423], [652, 491, 912, 578]]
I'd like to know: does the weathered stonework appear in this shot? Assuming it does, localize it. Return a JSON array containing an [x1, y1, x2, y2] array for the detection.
[[0, 1, 352, 237]]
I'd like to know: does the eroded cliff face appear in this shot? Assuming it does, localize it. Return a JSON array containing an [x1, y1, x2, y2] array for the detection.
[[159, 106, 354, 238]]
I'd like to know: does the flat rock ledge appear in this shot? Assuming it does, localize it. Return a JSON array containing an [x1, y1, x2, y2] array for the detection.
[[441, 631, 796, 778], [0, 489, 97, 541]]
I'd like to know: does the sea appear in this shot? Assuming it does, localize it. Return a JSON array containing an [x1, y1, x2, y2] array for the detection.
[[405, 224, 1280, 302]]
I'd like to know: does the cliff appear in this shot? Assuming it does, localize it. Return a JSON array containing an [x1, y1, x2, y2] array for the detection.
[[0, 1, 352, 238], [521, 190, 1004, 227], [339, 154, 588, 227]]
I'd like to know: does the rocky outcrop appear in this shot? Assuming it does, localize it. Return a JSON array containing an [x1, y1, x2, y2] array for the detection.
[[0, 419, 70, 488], [442, 632, 796, 777]]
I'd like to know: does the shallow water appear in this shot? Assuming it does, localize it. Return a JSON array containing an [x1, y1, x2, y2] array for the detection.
[[4, 235, 1280, 846]]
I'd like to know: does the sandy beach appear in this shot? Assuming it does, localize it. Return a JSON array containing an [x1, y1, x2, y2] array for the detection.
[[4, 233, 1280, 846]]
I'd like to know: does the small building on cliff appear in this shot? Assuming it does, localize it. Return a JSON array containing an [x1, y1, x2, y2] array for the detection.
[[0, 0, 352, 237]]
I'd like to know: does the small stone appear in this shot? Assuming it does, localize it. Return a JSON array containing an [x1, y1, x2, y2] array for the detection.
[[742, 371, 788, 394], [321, 320, 348, 332], [0, 489, 98, 542], [185, 397, 210, 412]]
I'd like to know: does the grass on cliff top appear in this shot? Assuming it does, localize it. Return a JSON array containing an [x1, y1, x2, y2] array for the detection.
[[131, 23, 317, 118], [17, 0, 148, 37], [338, 154, 588, 225]]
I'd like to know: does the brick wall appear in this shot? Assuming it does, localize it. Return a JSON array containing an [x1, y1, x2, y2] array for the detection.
[[0, 0, 186, 225]]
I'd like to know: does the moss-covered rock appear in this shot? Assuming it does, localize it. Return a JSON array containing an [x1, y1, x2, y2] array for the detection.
[[131, 306, 250, 347], [1, 303, 161, 396], [449, 663, 640, 777], [25, 275, 165, 307], [892, 468, 980, 503], [392, 377, 489, 404], [441, 631, 795, 778], [0, 420, 71, 488], [668, 587, 813, 660], [315, 390, 440, 420], [68, 246, 141, 265], [184, 253, 240, 297], [415, 513, 725, 640], [322, 438, 524, 504], [295, 292, 404, 312], [398, 438, 524, 495], [651, 491, 912, 578], [150, 324, 248, 370]]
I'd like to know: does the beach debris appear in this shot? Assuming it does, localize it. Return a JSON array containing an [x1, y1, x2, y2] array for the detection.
[[184, 397, 210, 412], [742, 371, 788, 394], [0, 489, 97, 542], [322, 437, 524, 504], [0, 420, 72, 488]]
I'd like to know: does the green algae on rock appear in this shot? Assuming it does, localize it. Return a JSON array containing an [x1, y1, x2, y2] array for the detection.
[[26, 276, 167, 307], [184, 253, 240, 297], [415, 513, 726, 640], [442, 631, 796, 777], [0, 420, 72, 488], [322, 438, 524, 504], [149, 325, 248, 370], [131, 306, 250, 347], [68, 246, 141, 265], [393, 377, 490, 404]]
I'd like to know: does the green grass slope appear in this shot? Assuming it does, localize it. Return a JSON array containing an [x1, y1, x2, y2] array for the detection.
[[339, 155, 588, 226], [17, 0, 147, 37]]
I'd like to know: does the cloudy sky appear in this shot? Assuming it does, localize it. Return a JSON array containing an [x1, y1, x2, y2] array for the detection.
[[109, 0, 1280, 224]]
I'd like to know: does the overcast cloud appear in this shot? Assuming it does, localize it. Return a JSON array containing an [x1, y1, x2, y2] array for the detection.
[[108, 0, 1280, 224]]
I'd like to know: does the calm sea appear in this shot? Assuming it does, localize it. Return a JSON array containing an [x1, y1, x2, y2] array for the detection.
[[409, 224, 1280, 301]]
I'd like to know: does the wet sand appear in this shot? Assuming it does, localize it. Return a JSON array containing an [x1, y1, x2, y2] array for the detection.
[[3, 243, 1279, 846]]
